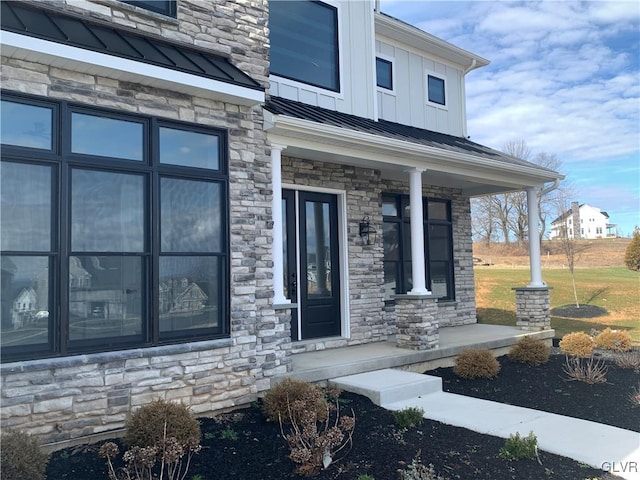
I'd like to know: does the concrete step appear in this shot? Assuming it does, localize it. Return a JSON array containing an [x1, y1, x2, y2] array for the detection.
[[330, 368, 442, 406]]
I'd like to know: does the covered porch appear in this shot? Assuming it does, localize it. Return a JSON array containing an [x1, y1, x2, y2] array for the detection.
[[280, 324, 554, 384], [264, 96, 563, 357]]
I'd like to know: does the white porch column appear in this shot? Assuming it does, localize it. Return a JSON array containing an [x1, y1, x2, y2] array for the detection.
[[408, 168, 430, 295], [526, 186, 545, 287], [271, 143, 290, 304]]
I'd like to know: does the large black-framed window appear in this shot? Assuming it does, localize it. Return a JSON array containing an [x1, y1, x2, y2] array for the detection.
[[0, 92, 229, 361], [382, 194, 454, 301], [269, 0, 340, 92], [123, 1, 177, 17]]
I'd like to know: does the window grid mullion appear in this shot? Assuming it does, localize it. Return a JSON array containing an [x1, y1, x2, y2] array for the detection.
[[1, 92, 229, 361]]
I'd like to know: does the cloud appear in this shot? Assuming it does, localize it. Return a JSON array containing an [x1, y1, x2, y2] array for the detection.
[[380, 0, 640, 235]]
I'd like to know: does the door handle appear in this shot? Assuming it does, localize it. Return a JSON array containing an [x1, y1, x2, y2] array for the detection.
[[289, 274, 297, 297]]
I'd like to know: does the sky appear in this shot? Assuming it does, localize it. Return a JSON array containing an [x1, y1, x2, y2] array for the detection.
[[380, 0, 640, 237]]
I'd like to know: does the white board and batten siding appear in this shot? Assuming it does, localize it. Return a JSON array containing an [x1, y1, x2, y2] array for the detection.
[[268, 0, 377, 120], [376, 38, 466, 137]]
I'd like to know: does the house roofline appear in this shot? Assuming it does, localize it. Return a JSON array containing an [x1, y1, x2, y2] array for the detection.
[[374, 12, 489, 73], [264, 110, 563, 194]]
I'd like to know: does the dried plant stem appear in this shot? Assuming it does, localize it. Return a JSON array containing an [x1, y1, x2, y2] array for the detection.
[[563, 355, 608, 384]]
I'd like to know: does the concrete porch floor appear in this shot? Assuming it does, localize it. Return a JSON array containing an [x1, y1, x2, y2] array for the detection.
[[282, 324, 554, 384]]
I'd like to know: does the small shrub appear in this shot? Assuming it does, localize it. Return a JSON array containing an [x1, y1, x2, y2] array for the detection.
[[124, 399, 200, 449], [392, 406, 424, 429], [356, 475, 375, 480], [559, 332, 595, 357], [498, 431, 538, 461], [508, 337, 550, 366], [563, 355, 608, 384], [594, 328, 632, 352], [453, 349, 500, 379], [398, 451, 447, 480], [0, 429, 49, 480], [220, 427, 238, 441], [263, 378, 328, 424], [624, 227, 640, 271], [276, 382, 355, 475], [615, 350, 640, 372], [101, 400, 202, 480]]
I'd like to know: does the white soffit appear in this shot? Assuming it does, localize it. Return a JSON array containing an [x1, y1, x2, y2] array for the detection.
[[265, 111, 562, 192]]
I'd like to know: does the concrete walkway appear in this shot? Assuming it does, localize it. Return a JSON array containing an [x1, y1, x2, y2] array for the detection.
[[330, 369, 640, 480]]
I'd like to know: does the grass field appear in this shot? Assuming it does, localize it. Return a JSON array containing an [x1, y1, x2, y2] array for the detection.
[[474, 266, 640, 342]]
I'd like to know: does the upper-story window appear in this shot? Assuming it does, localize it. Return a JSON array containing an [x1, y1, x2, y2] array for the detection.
[[376, 57, 393, 90], [427, 74, 446, 106], [270, 0, 340, 92], [123, 1, 177, 17]]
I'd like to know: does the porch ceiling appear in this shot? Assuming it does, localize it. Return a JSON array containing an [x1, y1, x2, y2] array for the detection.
[[264, 97, 564, 196]]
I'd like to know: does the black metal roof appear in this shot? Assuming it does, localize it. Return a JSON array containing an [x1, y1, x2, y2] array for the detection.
[[1, 1, 262, 91], [265, 96, 555, 172]]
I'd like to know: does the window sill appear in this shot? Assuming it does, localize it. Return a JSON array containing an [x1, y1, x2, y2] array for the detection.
[[0, 338, 233, 374]]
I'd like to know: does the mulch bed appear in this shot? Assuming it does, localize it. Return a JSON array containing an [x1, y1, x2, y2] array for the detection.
[[550, 304, 608, 318], [46, 353, 636, 480]]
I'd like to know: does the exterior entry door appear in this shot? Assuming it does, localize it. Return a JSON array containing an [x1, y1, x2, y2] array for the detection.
[[283, 190, 341, 340]]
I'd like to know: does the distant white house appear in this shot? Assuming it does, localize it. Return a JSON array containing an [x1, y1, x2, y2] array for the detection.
[[550, 202, 617, 240], [11, 287, 37, 329]]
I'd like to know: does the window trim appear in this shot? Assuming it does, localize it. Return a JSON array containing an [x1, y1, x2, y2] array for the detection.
[[122, 1, 177, 17], [1, 91, 230, 362], [426, 72, 447, 109], [269, 0, 342, 94], [376, 54, 395, 94]]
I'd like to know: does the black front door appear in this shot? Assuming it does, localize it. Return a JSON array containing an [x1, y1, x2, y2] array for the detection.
[[283, 190, 340, 340]]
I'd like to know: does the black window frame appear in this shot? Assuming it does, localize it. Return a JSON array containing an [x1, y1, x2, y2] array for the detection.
[[1, 91, 229, 362], [123, 1, 177, 17], [382, 193, 455, 301], [376, 57, 393, 90], [269, 0, 340, 92], [427, 74, 446, 106]]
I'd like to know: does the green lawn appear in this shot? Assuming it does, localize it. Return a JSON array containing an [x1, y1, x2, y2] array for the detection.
[[474, 267, 640, 343]]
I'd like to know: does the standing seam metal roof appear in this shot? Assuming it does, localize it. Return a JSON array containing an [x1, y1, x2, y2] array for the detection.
[[0, 1, 262, 91], [265, 96, 558, 173]]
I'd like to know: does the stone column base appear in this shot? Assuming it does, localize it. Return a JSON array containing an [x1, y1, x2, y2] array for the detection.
[[513, 287, 551, 330], [395, 294, 439, 350]]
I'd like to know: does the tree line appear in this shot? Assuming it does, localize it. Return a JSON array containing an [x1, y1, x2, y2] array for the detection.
[[471, 140, 575, 245]]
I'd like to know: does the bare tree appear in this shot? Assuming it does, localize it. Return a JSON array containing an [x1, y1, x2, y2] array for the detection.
[[496, 194, 514, 243], [471, 141, 574, 245], [554, 194, 587, 307], [471, 196, 498, 245], [534, 152, 575, 241], [559, 222, 580, 308]]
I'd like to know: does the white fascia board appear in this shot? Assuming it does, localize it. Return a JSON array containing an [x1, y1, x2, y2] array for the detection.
[[264, 111, 563, 186], [1, 31, 264, 106], [374, 13, 489, 72]]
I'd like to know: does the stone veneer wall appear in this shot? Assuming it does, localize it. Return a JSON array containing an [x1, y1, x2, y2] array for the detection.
[[280, 157, 477, 354], [0, 0, 292, 446], [281, 156, 387, 354], [380, 179, 477, 329]]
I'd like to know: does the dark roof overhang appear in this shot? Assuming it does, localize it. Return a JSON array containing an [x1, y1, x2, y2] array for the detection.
[[1, 1, 264, 105], [264, 96, 564, 196]]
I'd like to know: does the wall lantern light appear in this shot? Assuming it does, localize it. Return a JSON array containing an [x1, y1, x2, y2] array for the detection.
[[359, 215, 377, 246]]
